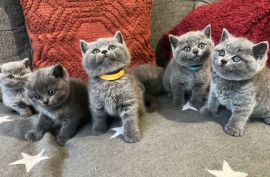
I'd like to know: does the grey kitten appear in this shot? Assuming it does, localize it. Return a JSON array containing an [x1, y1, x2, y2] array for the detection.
[[24, 64, 90, 146], [0, 58, 33, 117], [80, 31, 145, 143], [200, 29, 270, 136], [163, 25, 214, 108]]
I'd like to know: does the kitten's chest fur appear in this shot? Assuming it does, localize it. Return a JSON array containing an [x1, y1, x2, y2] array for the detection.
[[2, 87, 30, 106], [90, 73, 142, 116], [211, 69, 270, 115]]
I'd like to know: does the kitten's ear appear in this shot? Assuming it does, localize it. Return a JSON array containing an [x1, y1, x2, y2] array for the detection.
[[169, 35, 178, 48], [252, 41, 269, 60], [220, 28, 231, 43], [80, 40, 89, 53], [202, 24, 211, 38], [20, 58, 29, 68], [51, 64, 64, 78], [114, 31, 124, 44]]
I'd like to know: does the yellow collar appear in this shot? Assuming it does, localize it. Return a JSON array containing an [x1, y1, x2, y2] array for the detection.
[[98, 69, 125, 81]]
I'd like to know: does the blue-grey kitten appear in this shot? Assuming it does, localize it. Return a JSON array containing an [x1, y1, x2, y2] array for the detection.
[[163, 25, 214, 108], [200, 29, 270, 136], [0, 58, 33, 117], [80, 31, 145, 143], [24, 64, 90, 146]]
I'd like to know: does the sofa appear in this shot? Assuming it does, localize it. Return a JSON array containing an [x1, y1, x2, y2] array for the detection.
[[1, 0, 270, 176]]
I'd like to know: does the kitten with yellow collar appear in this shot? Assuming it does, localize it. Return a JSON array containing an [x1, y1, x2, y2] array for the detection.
[[80, 31, 145, 143]]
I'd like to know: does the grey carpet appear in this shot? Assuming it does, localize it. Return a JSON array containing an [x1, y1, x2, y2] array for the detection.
[[0, 95, 269, 176]]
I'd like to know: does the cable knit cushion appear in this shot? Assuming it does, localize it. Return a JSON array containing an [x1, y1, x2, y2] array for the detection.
[[20, 0, 155, 80], [162, 0, 270, 67]]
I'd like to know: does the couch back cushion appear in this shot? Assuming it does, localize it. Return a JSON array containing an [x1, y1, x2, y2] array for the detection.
[[20, 0, 156, 80], [0, 0, 32, 67]]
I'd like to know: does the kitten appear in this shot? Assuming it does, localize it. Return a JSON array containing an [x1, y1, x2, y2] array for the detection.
[[163, 25, 214, 108], [80, 31, 145, 143], [24, 64, 90, 146], [200, 29, 270, 136], [0, 58, 33, 117]]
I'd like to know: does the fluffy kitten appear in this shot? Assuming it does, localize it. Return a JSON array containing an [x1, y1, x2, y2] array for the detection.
[[0, 58, 33, 117], [80, 31, 145, 143], [163, 25, 214, 108], [200, 29, 270, 136], [24, 64, 90, 146]]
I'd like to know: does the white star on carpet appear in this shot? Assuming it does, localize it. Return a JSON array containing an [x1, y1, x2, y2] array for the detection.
[[182, 101, 197, 111], [0, 116, 13, 124], [110, 126, 124, 139], [8, 149, 49, 173], [207, 160, 248, 177]]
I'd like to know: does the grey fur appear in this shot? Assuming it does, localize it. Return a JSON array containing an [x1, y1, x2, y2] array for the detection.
[[0, 58, 33, 117], [132, 64, 165, 95], [24, 64, 90, 146], [200, 29, 270, 136], [81, 31, 145, 143], [163, 25, 214, 108]]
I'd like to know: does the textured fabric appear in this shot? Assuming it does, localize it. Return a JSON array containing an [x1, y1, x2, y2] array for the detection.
[[162, 0, 270, 67], [0, 0, 32, 67], [1, 96, 270, 176], [20, 0, 156, 80]]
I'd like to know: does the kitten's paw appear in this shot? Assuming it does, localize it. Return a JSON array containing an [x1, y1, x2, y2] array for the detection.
[[92, 129, 107, 136], [190, 100, 203, 108], [224, 124, 244, 137], [172, 99, 185, 107], [20, 112, 33, 118], [264, 118, 270, 125], [25, 131, 43, 141], [124, 130, 140, 143], [56, 136, 69, 146], [199, 106, 216, 116]]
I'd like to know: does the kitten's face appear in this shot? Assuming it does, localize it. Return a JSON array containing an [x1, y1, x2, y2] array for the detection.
[[80, 31, 131, 77], [25, 64, 70, 108], [0, 58, 31, 89], [169, 25, 214, 67], [212, 29, 268, 81]]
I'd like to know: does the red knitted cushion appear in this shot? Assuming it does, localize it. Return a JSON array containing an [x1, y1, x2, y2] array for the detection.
[[20, 0, 156, 80], [163, 0, 270, 66]]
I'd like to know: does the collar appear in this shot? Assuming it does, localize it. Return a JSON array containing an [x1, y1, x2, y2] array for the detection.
[[185, 64, 205, 71], [98, 69, 125, 81]]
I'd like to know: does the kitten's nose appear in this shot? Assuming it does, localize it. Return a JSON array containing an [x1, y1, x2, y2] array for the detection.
[[221, 59, 227, 65], [43, 99, 49, 105], [101, 50, 108, 54], [192, 48, 199, 54]]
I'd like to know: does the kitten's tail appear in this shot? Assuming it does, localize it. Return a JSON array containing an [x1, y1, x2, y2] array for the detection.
[[144, 94, 160, 113]]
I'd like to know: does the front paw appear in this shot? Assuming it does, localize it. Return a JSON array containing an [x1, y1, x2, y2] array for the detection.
[[124, 130, 140, 143], [264, 118, 270, 125], [25, 131, 43, 141], [20, 109, 33, 118], [92, 129, 107, 136], [172, 99, 185, 107], [190, 100, 203, 108], [200, 106, 216, 116], [224, 124, 244, 137], [56, 136, 69, 146]]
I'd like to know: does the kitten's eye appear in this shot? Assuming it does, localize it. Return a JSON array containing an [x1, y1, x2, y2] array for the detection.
[[92, 49, 100, 54], [108, 45, 116, 50], [232, 56, 241, 62], [218, 50, 225, 56], [198, 43, 205, 49], [7, 75, 14, 79], [48, 90, 55, 96], [20, 73, 25, 76], [183, 46, 191, 52], [33, 94, 40, 100]]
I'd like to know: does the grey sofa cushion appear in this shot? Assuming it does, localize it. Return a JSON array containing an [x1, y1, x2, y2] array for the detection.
[[0, 0, 32, 68]]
